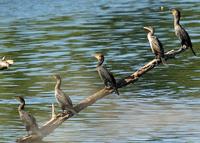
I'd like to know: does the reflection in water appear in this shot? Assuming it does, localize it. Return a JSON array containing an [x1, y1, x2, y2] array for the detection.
[[0, 0, 200, 142]]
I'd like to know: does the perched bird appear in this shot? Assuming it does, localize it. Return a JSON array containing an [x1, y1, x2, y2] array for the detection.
[[94, 53, 119, 95], [53, 74, 77, 115], [171, 8, 196, 56], [0, 56, 14, 70], [16, 96, 39, 135], [144, 26, 166, 64]]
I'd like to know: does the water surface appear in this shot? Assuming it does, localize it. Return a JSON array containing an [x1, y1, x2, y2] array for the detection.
[[0, 0, 200, 142]]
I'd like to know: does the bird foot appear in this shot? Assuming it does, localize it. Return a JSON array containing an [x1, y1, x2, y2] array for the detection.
[[26, 131, 32, 137], [61, 111, 67, 117], [154, 58, 160, 65], [104, 86, 112, 90], [181, 46, 187, 51], [62, 110, 73, 116]]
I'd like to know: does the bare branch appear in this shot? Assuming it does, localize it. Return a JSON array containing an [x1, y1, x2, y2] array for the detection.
[[51, 104, 56, 119], [17, 47, 191, 142]]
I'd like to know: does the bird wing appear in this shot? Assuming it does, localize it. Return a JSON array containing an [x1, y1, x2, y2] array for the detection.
[[56, 89, 73, 107], [151, 36, 164, 55], [176, 25, 192, 47], [27, 113, 38, 128], [99, 65, 116, 85], [20, 110, 38, 130]]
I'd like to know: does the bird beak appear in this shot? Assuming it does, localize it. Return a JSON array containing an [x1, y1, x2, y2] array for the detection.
[[170, 9, 175, 14], [52, 75, 56, 79], [143, 26, 148, 30], [143, 27, 149, 32], [93, 54, 98, 59], [15, 96, 20, 101]]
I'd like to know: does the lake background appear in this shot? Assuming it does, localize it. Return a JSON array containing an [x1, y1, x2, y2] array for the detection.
[[0, 0, 200, 142]]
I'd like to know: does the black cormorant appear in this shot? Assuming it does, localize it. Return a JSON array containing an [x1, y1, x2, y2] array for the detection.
[[144, 26, 166, 64], [53, 74, 77, 114], [16, 96, 39, 135], [171, 9, 196, 56], [94, 53, 119, 95]]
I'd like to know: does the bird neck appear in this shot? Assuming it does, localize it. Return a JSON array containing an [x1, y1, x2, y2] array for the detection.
[[147, 32, 153, 39], [18, 102, 25, 111], [97, 59, 104, 67], [174, 15, 180, 26], [55, 78, 61, 89]]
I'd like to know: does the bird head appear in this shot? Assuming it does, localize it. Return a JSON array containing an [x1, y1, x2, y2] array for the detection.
[[143, 26, 154, 34], [16, 96, 25, 104], [171, 9, 181, 17], [94, 53, 104, 62], [53, 74, 61, 80]]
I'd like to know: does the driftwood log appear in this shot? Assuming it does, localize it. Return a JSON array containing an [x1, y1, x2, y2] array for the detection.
[[17, 46, 192, 143]]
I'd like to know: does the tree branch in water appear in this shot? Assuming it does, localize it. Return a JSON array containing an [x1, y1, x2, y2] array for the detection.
[[16, 46, 190, 142]]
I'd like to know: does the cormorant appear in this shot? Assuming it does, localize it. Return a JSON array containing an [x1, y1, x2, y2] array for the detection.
[[171, 8, 196, 56], [16, 96, 39, 135], [53, 74, 77, 115], [94, 53, 119, 95], [144, 26, 166, 64]]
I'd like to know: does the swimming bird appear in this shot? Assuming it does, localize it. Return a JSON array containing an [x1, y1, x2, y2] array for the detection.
[[171, 8, 196, 56], [144, 26, 166, 64], [53, 74, 77, 115], [94, 53, 119, 95], [0, 56, 14, 70], [16, 96, 39, 135]]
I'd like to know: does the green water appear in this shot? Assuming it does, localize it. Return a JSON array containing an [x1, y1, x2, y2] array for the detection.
[[0, 0, 200, 142]]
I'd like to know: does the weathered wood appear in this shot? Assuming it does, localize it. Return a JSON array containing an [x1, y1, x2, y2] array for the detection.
[[17, 46, 191, 142]]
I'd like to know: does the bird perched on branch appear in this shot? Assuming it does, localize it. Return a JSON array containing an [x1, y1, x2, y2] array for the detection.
[[0, 56, 14, 70], [171, 8, 196, 56], [16, 96, 39, 135], [144, 26, 166, 64], [53, 74, 77, 115], [94, 53, 119, 95]]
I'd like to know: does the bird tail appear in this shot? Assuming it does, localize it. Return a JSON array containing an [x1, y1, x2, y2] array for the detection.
[[114, 88, 120, 95], [161, 57, 167, 65], [190, 47, 196, 56], [69, 108, 78, 115]]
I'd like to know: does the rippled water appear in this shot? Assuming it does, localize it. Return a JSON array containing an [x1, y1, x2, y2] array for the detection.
[[0, 0, 200, 142]]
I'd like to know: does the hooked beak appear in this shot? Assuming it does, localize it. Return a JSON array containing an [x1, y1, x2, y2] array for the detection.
[[170, 9, 176, 15], [93, 54, 100, 60], [143, 26, 150, 32]]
